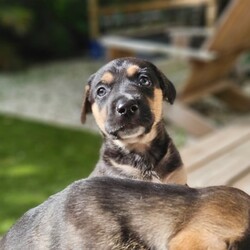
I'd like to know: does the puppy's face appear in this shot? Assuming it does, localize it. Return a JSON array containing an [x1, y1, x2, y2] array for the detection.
[[81, 58, 176, 142]]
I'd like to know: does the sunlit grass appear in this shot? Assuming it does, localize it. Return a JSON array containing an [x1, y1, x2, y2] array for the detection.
[[0, 114, 101, 234]]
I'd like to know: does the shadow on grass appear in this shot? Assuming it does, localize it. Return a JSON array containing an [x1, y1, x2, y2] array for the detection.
[[0, 114, 101, 234]]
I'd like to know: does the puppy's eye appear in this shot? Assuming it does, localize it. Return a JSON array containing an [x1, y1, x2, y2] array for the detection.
[[139, 76, 151, 87], [97, 87, 107, 97]]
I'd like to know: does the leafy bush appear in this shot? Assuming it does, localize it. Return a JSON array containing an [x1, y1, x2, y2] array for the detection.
[[0, 0, 88, 70]]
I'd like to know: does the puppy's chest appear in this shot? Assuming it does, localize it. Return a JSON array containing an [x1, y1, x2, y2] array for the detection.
[[104, 149, 162, 182], [109, 160, 161, 183]]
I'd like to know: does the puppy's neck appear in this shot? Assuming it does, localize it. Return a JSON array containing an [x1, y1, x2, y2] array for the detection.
[[100, 120, 183, 181]]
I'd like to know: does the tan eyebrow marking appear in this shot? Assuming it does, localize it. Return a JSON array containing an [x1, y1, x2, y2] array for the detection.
[[126, 65, 139, 77], [101, 72, 114, 84]]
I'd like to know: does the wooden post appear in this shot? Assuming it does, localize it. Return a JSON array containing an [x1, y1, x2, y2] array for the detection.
[[206, 0, 218, 26], [88, 0, 99, 39]]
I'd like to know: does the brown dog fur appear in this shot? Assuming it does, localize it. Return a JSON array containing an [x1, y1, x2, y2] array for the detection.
[[1, 177, 249, 249]]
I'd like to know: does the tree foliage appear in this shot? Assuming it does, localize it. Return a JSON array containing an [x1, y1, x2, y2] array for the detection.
[[0, 0, 88, 70]]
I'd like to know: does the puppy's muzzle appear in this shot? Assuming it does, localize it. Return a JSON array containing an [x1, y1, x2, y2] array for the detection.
[[106, 95, 153, 139], [116, 98, 139, 117]]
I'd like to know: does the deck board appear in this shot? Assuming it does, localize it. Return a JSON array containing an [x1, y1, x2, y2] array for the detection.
[[180, 124, 250, 194], [232, 171, 250, 194], [181, 125, 250, 172], [187, 140, 250, 186]]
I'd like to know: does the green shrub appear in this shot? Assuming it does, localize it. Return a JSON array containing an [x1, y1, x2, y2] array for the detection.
[[0, 0, 88, 70]]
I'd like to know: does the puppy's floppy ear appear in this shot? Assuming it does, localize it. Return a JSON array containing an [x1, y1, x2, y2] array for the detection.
[[157, 69, 176, 105], [80, 74, 95, 124]]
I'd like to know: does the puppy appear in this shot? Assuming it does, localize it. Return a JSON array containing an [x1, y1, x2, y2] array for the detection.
[[1, 177, 249, 249], [81, 57, 186, 184]]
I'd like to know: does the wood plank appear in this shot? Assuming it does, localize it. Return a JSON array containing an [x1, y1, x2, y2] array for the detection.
[[168, 27, 213, 38], [101, 36, 216, 61], [165, 101, 215, 137], [180, 53, 237, 97], [215, 85, 250, 112], [205, 0, 217, 27], [205, 0, 250, 53], [88, 0, 99, 39], [100, 0, 213, 15], [181, 125, 250, 172], [180, 79, 232, 103], [187, 140, 250, 187], [232, 170, 250, 195]]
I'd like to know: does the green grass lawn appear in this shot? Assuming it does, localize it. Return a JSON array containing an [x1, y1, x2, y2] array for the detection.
[[0, 114, 101, 235]]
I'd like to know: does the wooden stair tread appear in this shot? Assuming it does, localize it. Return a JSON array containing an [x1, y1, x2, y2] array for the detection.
[[187, 139, 250, 187], [181, 125, 250, 172], [232, 171, 250, 194]]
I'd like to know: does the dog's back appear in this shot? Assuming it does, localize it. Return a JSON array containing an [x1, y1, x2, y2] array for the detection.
[[0, 188, 70, 249], [0, 178, 188, 249], [1, 178, 250, 250]]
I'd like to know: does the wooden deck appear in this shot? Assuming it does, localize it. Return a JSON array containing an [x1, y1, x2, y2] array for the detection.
[[180, 124, 250, 194]]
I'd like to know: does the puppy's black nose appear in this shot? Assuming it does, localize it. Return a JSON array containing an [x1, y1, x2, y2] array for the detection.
[[116, 99, 139, 116]]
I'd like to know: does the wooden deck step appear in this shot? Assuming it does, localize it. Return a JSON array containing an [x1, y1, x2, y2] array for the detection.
[[181, 125, 250, 172], [233, 171, 250, 194], [187, 140, 250, 186], [180, 125, 250, 193]]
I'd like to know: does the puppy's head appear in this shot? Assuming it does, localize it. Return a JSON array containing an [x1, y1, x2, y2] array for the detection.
[[81, 57, 176, 141]]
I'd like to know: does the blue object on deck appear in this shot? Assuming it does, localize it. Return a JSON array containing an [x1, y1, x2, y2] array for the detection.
[[89, 40, 104, 59]]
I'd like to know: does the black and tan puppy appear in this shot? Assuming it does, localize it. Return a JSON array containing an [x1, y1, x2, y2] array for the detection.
[[81, 57, 186, 184], [1, 177, 250, 249]]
